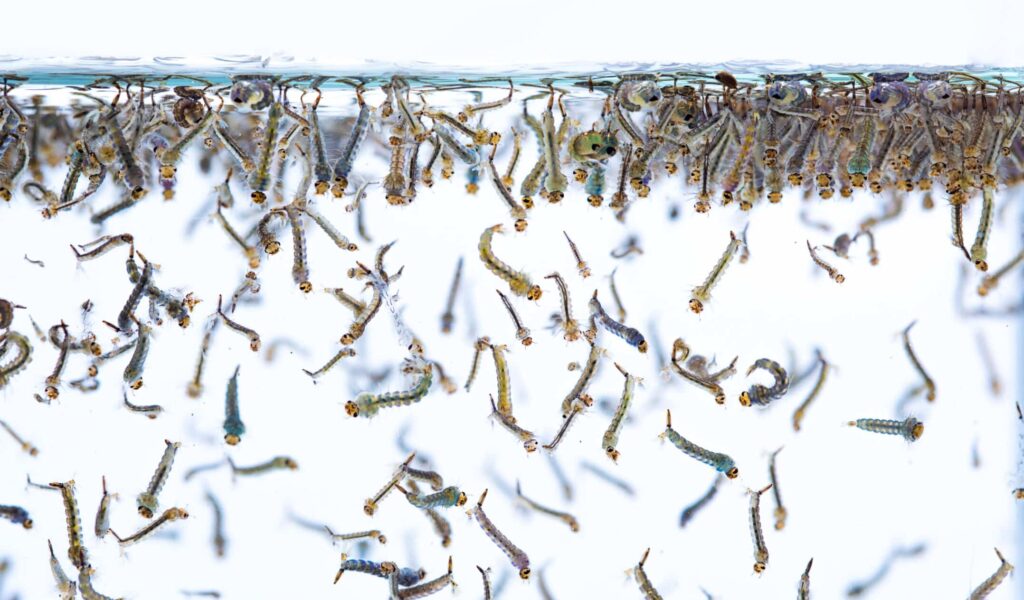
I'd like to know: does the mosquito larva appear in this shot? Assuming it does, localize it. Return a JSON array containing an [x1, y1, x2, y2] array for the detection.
[[515, 480, 579, 532], [109, 507, 189, 547], [78, 564, 123, 600], [201, 490, 226, 558], [660, 410, 738, 478], [608, 267, 629, 323], [768, 447, 787, 530], [122, 390, 163, 419], [792, 351, 829, 431], [93, 476, 116, 539], [690, 231, 742, 313], [847, 544, 926, 596], [216, 295, 260, 352], [489, 341, 515, 417], [748, 484, 772, 573], [560, 231, 592, 278], [470, 489, 531, 579], [797, 558, 813, 600], [668, 346, 727, 405], [219, 365, 246, 445], [137, 439, 180, 518], [71, 233, 134, 262], [496, 290, 532, 346], [0, 504, 32, 529], [968, 548, 1014, 599], [970, 187, 995, 271], [602, 362, 640, 462], [739, 358, 790, 407], [679, 476, 721, 528], [0, 331, 32, 389], [122, 318, 151, 390], [590, 290, 647, 353], [227, 455, 298, 476], [333, 553, 424, 586], [0, 418, 38, 456], [341, 280, 382, 346], [464, 336, 490, 392], [560, 342, 603, 416], [396, 484, 468, 509], [49, 480, 87, 569], [807, 240, 845, 283], [332, 86, 371, 197], [116, 254, 152, 333], [346, 363, 433, 418], [478, 224, 542, 301], [545, 272, 581, 342], [489, 394, 538, 453], [544, 397, 585, 451], [186, 316, 218, 398], [848, 416, 924, 442], [633, 548, 665, 600], [440, 257, 463, 334], [484, 143, 527, 228], [397, 556, 455, 599], [364, 454, 416, 516], [324, 526, 387, 545], [47, 539, 77, 600], [477, 565, 493, 600], [401, 462, 444, 491], [43, 321, 71, 399], [978, 247, 1024, 296], [302, 347, 356, 381], [902, 320, 935, 401], [248, 101, 283, 204]]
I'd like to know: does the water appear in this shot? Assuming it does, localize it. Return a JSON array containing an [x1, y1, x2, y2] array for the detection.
[[0, 67, 1021, 599]]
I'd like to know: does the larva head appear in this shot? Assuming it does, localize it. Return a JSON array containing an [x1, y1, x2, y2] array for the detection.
[[637, 340, 649, 354], [1014, 488, 1024, 500], [137, 504, 155, 519], [21, 518, 33, 529], [909, 422, 925, 441], [833, 274, 845, 284], [548, 190, 564, 203], [774, 507, 787, 530], [363, 500, 377, 516], [573, 168, 587, 183], [514, 218, 528, 232], [519, 567, 531, 580], [527, 286, 542, 301], [688, 298, 704, 314], [714, 392, 727, 405], [225, 434, 241, 446], [665, 161, 678, 175], [974, 259, 989, 272], [738, 391, 752, 407], [754, 561, 766, 574], [45, 386, 59, 400], [587, 194, 603, 207], [456, 492, 468, 506], [524, 439, 539, 453], [344, 401, 360, 418], [725, 466, 739, 479], [605, 447, 620, 462], [380, 562, 397, 575]]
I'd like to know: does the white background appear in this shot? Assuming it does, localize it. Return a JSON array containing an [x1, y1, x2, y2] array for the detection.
[[2, 4, 1024, 598]]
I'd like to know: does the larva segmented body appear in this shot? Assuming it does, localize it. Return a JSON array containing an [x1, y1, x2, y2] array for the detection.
[[661, 410, 738, 478], [690, 231, 741, 313], [602, 363, 639, 461], [137, 439, 180, 518], [590, 290, 647, 352], [478, 225, 541, 301], [848, 417, 924, 442], [333, 554, 425, 586], [50, 480, 88, 569], [633, 548, 664, 600], [400, 484, 467, 509], [471, 490, 531, 580], [739, 358, 790, 407], [346, 364, 433, 418]]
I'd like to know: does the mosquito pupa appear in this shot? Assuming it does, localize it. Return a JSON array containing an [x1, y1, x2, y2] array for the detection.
[[470, 489, 531, 579], [515, 480, 579, 532], [602, 362, 641, 462], [739, 358, 790, 407], [848, 416, 924, 442], [660, 410, 738, 478], [902, 321, 935, 401], [690, 231, 742, 313], [137, 439, 180, 518]]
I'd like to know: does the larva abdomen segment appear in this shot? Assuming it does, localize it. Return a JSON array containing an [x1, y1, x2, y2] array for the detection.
[[849, 417, 924, 442]]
